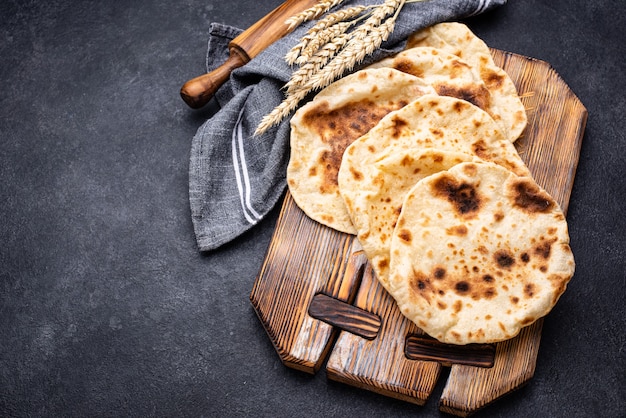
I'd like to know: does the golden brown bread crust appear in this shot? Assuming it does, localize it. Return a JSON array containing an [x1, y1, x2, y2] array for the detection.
[[338, 148, 477, 291], [338, 94, 529, 294], [287, 68, 436, 234], [341, 95, 530, 178], [367, 46, 500, 131], [287, 22, 570, 346], [406, 23, 528, 142], [388, 162, 575, 345]]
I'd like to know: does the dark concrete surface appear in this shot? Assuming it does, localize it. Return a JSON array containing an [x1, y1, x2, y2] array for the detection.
[[1, 0, 624, 417]]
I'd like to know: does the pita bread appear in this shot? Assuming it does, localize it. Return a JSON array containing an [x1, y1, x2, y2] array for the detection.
[[368, 46, 512, 137], [388, 162, 575, 344], [339, 148, 478, 291], [287, 68, 436, 234], [406, 23, 528, 142], [342, 94, 530, 178]]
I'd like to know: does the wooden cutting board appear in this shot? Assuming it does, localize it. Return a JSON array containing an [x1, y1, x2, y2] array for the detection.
[[250, 50, 587, 416]]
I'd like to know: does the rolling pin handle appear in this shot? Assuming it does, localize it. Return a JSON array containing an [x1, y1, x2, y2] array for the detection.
[[180, 48, 249, 109], [180, 0, 320, 109]]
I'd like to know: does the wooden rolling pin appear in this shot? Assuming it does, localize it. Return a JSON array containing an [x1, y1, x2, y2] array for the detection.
[[180, 0, 319, 109]]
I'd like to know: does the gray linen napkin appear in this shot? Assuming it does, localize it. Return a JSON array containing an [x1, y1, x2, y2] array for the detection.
[[189, 0, 506, 252]]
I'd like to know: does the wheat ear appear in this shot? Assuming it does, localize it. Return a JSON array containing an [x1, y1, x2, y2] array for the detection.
[[284, 32, 351, 94], [255, 89, 310, 136], [285, 0, 346, 30], [285, 5, 371, 65], [255, 0, 411, 136]]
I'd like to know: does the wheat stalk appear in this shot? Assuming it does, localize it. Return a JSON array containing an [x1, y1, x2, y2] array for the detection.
[[255, 88, 310, 136], [255, 0, 415, 136], [285, 5, 372, 65], [284, 32, 351, 93], [285, 0, 346, 30], [300, 22, 354, 63]]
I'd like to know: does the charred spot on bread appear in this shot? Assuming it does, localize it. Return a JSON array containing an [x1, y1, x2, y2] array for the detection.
[[509, 178, 554, 213], [431, 173, 482, 217]]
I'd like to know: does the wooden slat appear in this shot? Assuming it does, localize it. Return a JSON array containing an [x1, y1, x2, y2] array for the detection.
[[438, 50, 587, 416], [439, 321, 543, 417], [497, 50, 587, 212], [325, 264, 442, 405], [250, 193, 367, 373]]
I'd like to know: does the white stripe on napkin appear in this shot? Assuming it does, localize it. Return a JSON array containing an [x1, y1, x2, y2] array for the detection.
[[468, 0, 487, 16], [232, 107, 262, 225]]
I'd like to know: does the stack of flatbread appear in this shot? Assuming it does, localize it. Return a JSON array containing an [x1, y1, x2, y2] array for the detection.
[[286, 23, 575, 345]]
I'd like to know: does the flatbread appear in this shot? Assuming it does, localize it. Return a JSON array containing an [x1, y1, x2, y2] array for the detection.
[[388, 162, 575, 344], [338, 148, 478, 291], [368, 46, 511, 138], [287, 68, 436, 234], [342, 94, 531, 178], [406, 22, 528, 142]]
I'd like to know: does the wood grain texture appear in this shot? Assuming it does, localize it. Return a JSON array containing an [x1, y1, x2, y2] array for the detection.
[[404, 336, 495, 368], [437, 51, 586, 416], [493, 50, 587, 213], [250, 50, 586, 414], [308, 293, 381, 340], [439, 321, 543, 416], [180, 0, 319, 108], [250, 192, 367, 373], [325, 263, 442, 405], [231, 0, 319, 59]]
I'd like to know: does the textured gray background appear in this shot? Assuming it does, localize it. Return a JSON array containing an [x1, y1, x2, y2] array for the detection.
[[1, 0, 624, 417]]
